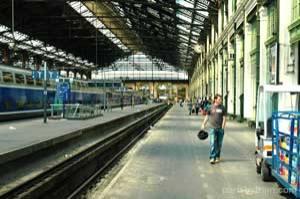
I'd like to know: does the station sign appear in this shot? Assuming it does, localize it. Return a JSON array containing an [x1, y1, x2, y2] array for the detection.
[[56, 82, 70, 103], [32, 70, 59, 80]]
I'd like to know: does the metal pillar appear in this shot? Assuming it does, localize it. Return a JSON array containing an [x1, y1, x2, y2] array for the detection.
[[43, 61, 47, 123]]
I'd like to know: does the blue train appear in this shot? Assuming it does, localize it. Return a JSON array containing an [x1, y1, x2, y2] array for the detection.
[[0, 64, 143, 121]]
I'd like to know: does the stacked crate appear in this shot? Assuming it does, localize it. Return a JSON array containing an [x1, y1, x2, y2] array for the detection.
[[272, 112, 300, 197]]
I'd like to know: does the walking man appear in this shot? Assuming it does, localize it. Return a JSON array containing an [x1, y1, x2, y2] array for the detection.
[[201, 94, 226, 164]]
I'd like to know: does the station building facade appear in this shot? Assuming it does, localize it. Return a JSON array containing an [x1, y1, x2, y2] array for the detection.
[[190, 0, 300, 123]]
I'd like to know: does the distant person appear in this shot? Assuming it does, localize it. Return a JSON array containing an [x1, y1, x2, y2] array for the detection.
[[195, 99, 200, 115], [199, 98, 204, 113], [203, 97, 212, 115], [120, 95, 124, 110], [201, 94, 227, 164], [187, 100, 193, 115], [180, 99, 183, 107], [131, 93, 134, 108]]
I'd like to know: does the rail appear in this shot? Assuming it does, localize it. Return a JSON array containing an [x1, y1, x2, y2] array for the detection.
[[0, 104, 170, 199]]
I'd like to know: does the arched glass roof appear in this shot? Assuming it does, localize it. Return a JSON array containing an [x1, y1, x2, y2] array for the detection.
[[92, 52, 188, 81], [106, 0, 217, 69], [0, 0, 217, 75]]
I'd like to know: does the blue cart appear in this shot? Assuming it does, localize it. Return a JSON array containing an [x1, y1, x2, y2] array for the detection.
[[272, 111, 300, 198]]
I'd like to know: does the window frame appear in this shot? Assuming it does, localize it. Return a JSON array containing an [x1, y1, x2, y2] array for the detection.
[[15, 73, 25, 84], [2, 71, 14, 83]]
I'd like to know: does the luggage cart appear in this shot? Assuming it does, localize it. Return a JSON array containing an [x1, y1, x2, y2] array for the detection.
[[255, 85, 300, 181], [272, 111, 300, 198]]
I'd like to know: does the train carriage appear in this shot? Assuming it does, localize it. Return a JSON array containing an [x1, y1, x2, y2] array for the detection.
[[0, 64, 143, 121]]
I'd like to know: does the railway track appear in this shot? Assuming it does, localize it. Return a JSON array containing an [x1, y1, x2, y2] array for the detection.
[[0, 104, 170, 199]]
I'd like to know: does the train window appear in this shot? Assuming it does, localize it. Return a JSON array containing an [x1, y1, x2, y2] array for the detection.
[[88, 83, 95, 87], [97, 83, 104, 87], [36, 79, 43, 86], [3, 72, 13, 83], [106, 92, 112, 97], [106, 83, 113, 88], [26, 75, 34, 85], [114, 83, 121, 88], [15, 73, 25, 84], [49, 80, 55, 88]]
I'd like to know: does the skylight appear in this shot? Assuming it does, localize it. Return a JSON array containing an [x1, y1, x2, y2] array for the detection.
[[0, 23, 95, 69], [177, 14, 192, 23], [92, 52, 188, 81], [177, 25, 189, 32], [68, 1, 129, 51], [176, 0, 194, 8], [0, 25, 9, 32]]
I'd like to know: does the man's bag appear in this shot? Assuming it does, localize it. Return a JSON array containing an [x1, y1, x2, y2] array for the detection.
[[197, 129, 208, 140]]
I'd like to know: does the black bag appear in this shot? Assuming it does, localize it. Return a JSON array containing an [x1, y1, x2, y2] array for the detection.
[[197, 129, 208, 140]]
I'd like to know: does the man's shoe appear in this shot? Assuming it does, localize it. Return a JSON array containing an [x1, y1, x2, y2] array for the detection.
[[210, 159, 215, 164], [215, 158, 221, 163]]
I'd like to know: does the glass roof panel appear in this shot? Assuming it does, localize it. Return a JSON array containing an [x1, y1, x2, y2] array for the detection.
[[179, 35, 189, 41], [68, 1, 128, 51], [148, 7, 160, 18], [3, 32, 13, 39], [0, 36, 11, 44], [196, 0, 209, 7], [190, 39, 197, 44], [176, 0, 194, 8], [0, 25, 9, 32], [16, 44, 30, 50], [178, 8, 193, 17], [46, 46, 56, 52], [13, 31, 28, 41], [31, 40, 43, 47], [177, 13, 192, 23], [126, 19, 132, 27], [177, 25, 189, 32], [197, 10, 209, 17], [0, 23, 91, 68], [111, 2, 123, 12], [191, 31, 200, 36]]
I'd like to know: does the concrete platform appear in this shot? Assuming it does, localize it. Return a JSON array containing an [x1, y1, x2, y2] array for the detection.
[[0, 104, 157, 165], [87, 105, 292, 199]]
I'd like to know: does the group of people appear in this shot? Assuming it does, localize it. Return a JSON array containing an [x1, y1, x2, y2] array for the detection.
[[180, 97, 212, 116]]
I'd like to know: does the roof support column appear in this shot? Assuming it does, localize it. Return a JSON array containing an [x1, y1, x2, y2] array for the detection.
[[21, 51, 28, 69]]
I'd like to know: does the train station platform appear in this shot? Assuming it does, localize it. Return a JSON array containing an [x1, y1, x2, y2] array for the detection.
[[0, 104, 157, 165], [89, 105, 288, 199]]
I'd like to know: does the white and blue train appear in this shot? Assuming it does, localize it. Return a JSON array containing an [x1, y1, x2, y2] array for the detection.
[[0, 64, 143, 121]]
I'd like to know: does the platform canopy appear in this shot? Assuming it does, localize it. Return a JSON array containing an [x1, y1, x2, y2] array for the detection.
[[0, 0, 217, 74]]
